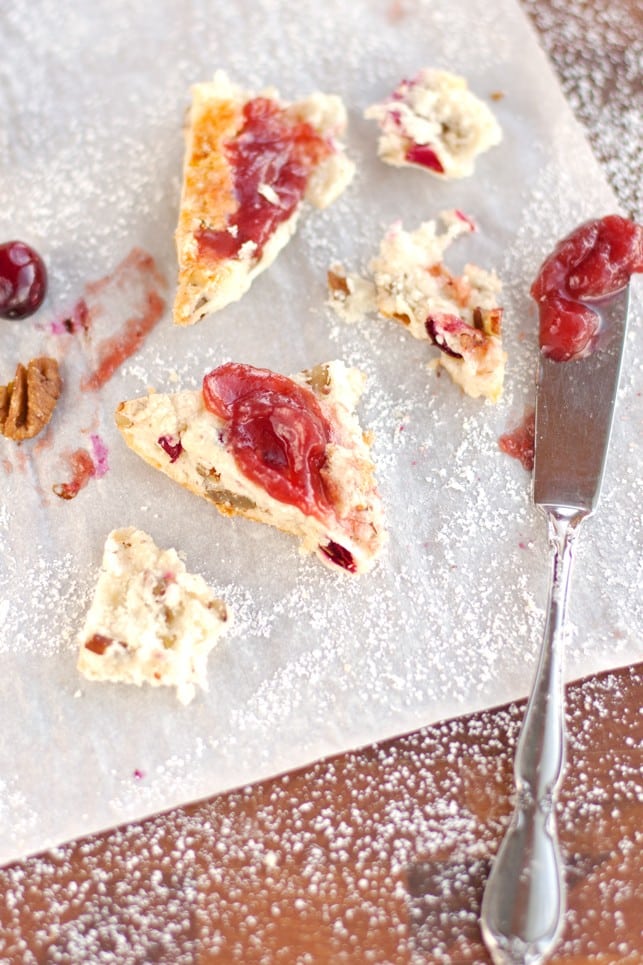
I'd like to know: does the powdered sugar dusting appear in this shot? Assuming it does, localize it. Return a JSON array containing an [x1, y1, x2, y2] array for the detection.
[[0, 551, 92, 658], [0, 668, 639, 961], [522, 0, 642, 220], [0, 0, 641, 871]]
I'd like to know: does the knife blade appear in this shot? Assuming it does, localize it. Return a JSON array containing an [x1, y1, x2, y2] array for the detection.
[[534, 285, 631, 513], [480, 282, 632, 965]]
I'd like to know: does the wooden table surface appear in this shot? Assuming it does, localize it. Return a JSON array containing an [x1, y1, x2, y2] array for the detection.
[[1, 664, 640, 963], [1, 1, 641, 962]]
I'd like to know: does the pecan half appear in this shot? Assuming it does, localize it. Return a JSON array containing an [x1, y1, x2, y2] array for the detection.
[[0, 357, 62, 440]]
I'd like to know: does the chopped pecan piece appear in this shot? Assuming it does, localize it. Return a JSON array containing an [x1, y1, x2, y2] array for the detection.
[[472, 304, 503, 336], [327, 266, 350, 296], [304, 362, 332, 395], [84, 633, 123, 655], [391, 311, 412, 327], [203, 487, 257, 514], [208, 599, 229, 622], [0, 357, 62, 440]]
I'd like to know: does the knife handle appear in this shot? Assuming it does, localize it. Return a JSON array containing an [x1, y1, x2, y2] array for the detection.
[[480, 507, 585, 964]]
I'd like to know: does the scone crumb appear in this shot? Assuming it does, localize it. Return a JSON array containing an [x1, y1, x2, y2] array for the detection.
[[365, 68, 502, 179], [328, 212, 506, 402], [77, 528, 231, 704]]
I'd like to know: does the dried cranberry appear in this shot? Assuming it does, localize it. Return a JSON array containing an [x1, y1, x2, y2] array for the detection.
[[203, 363, 332, 520], [454, 210, 476, 232], [158, 435, 183, 462], [320, 541, 357, 572], [0, 241, 47, 319], [405, 143, 444, 173], [425, 315, 464, 358]]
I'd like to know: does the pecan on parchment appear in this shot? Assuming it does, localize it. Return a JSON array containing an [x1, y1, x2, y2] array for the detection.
[[0, 357, 62, 441]]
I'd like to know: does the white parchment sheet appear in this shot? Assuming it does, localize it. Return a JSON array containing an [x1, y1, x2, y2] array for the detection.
[[0, 0, 641, 865]]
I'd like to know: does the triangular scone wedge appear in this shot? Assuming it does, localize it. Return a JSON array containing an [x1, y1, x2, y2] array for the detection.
[[77, 527, 230, 705], [174, 71, 355, 326], [116, 361, 385, 575]]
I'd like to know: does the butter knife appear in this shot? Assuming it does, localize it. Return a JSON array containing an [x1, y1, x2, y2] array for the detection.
[[480, 283, 631, 964]]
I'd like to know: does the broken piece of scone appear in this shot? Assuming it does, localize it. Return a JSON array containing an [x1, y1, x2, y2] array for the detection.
[[328, 211, 506, 402], [115, 361, 385, 574], [77, 527, 230, 704], [174, 70, 355, 326], [365, 69, 502, 179]]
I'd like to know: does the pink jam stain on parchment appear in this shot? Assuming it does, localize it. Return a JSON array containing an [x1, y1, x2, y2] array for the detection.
[[498, 410, 535, 472], [80, 248, 166, 391], [50, 430, 109, 500], [48, 298, 90, 336], [52, 448, 96, 500], [4, 247, 166, 499], [90, 433, 109, 477], [47, 248, 166, 392], [387, 0, 407, 21]]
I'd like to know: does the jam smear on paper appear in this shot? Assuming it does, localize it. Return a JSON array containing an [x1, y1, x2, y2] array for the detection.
[[498, 410, 535, 472], [49, 298, 90, 335], [197, 97, 332, 262], [53, 448, 96, 500], [90, 433, 109, 477], [203, 362, 332, 520], [81, 248, 166, 391], [3, 249, 164, 498]]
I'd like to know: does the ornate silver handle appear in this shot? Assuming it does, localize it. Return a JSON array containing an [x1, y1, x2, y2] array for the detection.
[[480, 508, 585, 964]]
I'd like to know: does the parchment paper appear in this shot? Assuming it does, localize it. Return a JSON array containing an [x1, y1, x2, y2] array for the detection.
[[1, 0, 641, 866]]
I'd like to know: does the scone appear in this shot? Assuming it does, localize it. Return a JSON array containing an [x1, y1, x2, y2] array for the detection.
[[77, 527, 230, 705], [328, 210, 506, 402], [115, 361, 385, 574], [365, 69, 502, 179], [174, 71, 355, 326]]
